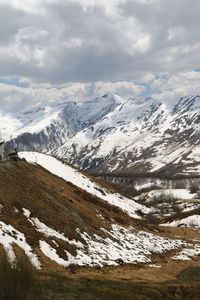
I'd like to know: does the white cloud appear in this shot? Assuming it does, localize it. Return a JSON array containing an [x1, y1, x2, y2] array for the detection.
[[0, 0, 44, 14], [0, 0, 199, 111], [94, 81, 144, 97], [0, 80, 145, 112], [137, 73, 155, 84], [0, 0, 199, 84], [1, 70, 200, 112], [152, 71, 200, 102]]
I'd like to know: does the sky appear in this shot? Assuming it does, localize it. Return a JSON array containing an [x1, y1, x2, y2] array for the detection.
[[0, 0, 200, 112]]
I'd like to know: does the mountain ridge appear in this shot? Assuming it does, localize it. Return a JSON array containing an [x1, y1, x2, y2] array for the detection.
[[52, 94, 200, 176], [4, 94, 121, 153], [1, 93, 200, 176]]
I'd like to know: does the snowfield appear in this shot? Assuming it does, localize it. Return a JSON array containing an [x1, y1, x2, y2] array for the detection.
[[0, 95, 200, 270]]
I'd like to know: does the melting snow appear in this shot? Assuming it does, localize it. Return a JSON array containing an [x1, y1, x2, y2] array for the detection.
[[172, 244, 200, 261], [15, 152, 198, 268], [23, 208, 185, 267], [148, 264, 162, 268], [21, 208, 187, 268], [22, 208, 82, 247], [0, 221, 41, 269], [39, 240, 69, 267], [19, 152, 149, 218], [36, 223, 186, 268]]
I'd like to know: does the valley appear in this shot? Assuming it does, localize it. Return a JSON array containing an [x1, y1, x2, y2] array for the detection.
[[0, 94, 199, 299], [0, 152, 200, 298]]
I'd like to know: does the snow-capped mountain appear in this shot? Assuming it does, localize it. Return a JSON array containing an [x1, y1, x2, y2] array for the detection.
[[4, 94, 122, 152], [52, 95, 200, 176], [2, 94, 200, 176]]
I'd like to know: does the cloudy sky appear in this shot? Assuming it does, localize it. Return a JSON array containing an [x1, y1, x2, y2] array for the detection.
[[0, 0, 200, 112]]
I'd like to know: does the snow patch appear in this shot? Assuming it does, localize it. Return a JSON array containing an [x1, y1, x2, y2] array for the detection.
[[39, 240, 68, 267], [148, 189, 195, 200], [23, 208, 82, 247], [172, 244, 200, 261], [37, 224, 186, 267], [148, 264, 162, 268], [0, 221, 41, 269]]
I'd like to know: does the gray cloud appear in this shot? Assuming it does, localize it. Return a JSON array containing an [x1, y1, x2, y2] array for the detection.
[[0, 80, 144, 112], [0, 4, 25, 45], [0, 0, 199, 111], [0, 0, 199, 83]]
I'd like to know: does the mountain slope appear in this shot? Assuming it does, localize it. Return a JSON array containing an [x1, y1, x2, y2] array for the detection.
[[4, 94, 122, 153], [52, 95, 200, 176], [0, 153, 189, 270], [2, 94, 200, 176]]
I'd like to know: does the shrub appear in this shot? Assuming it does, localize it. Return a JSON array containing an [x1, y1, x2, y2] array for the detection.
[[147, 192, 183, 217], [189, 183, 199, 194], [196, 190, 200, 199], [173, 181, 185, 189], [171, 202, 183, 215], [145, 212, 159, 224], [68, 263, 78, 274], [0, 252, 34, 300], [148, 192, 175, 206], [177, 266, 200, 281]]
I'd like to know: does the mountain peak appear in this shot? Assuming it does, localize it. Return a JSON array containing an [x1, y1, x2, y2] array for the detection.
[[127, 96, 157, 105], [2, 93, 200, 177], [51, 94, 200, 176], [173, 95, 200, 114]]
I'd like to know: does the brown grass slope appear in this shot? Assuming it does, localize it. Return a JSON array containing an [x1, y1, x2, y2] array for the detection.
[[0, 160, 148, 270], [1, 160, 200, 299]]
